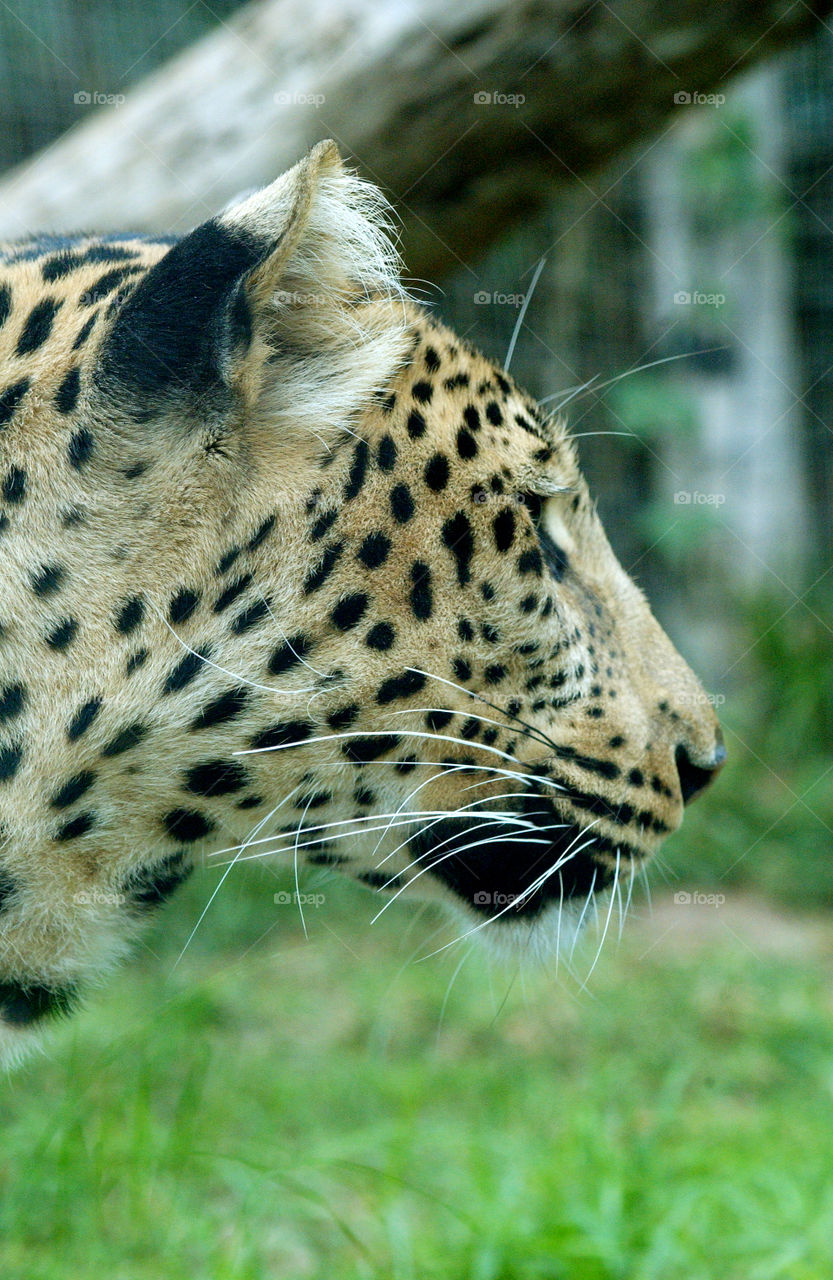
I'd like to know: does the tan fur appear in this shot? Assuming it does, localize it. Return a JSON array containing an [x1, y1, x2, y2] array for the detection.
[[0, 143, 722, 1061]]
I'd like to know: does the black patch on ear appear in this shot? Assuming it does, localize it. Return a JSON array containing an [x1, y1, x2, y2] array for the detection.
[[95, 220, 274, 414]]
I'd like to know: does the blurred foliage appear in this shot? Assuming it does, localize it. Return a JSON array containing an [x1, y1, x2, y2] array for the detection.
[[680, 111, 781, 236], [664, 588, 833, 908], [1, 865, 832, 1279]]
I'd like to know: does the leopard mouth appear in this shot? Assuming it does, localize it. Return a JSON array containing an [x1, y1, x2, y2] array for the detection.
[[408, 803, 626, 920]]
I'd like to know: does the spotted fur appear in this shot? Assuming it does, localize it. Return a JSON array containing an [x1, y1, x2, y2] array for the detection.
[[0, 142, 724, 1060]]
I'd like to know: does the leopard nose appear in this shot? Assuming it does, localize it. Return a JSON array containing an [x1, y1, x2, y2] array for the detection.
[[675, 738, 727, 805]]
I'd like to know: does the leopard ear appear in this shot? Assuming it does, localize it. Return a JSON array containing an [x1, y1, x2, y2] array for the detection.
[[95, 141, 408, 437]]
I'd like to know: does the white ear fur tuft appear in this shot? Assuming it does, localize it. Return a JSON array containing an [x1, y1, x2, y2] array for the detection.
[[222, 142, 410, 446]]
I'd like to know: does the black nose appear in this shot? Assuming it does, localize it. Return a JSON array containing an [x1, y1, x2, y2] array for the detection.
[[675, 741, 727, 805]]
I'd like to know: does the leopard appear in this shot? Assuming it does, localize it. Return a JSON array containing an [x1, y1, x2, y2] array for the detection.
[[0, 140, 725, 1062]]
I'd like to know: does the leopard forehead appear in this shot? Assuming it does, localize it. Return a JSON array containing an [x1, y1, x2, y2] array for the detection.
[[0, 145, 722, 1052]]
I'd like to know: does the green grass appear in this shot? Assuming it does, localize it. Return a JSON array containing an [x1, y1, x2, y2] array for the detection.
[[2, 863, 832, 1280]]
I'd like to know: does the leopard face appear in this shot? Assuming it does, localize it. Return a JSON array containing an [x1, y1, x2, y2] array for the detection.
[[0, 142, 724, 1059]]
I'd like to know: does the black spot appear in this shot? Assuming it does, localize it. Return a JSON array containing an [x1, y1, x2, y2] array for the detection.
[[484, 664, 507, 685], [376, 670, 427, 705], [31, 564, 65, 597], [424, 453, 450, 491], [456, 429, 478, 459], [0, 284, 10, 328], [126, 648, 149, 675], [412, 380, 432, 404], [162, 809, 214, 842], [115, 595, 144, 634], [232, 598, 270, 634], [2, 466, 26, 504], [67, 697, 101, 740], [310, 508, 338, 541], [331, 593, 369, 631], [442, 513, 474, 585], [485, 401, 503, 425], [463, 406, 480, 432], [213, 573, 253, 614], [17, 297, 61, 355], [46, 617, 78, 650], [366, 621, 395, 650], [520, 595, 537, 614], [0, 683, 25, 724], [123, 851, 192, 913], [216, 545, 241, 574], [406, 410, 426, 439], [56, 811, 95, 841], [51, 771, 95, 809], [344, 440, 369, 501], [357, 531, 390, 569], [343, 735, 401, 763], [164, 647, 210, 694], [409, 561, 432, 621], [304, 541, 344, 594], [184, 759, 250, 796], [101, 722, 148, 757], [0, 742, 23, 781], [269, 634, 312, 676], [390, 483, 414, 523], [0, 378, 30, 427], [191, 686, 250, 730], [426, 709, 453, 731], [457, 618, 474, 642], [67, 428, 93, 468], [0, 981, 78, 1025], [169, 588, 200, 624], [56, 367, 82, 415], [452, 657, 471, 682], [72, 314, 98, 350], [540, 529, 570, 580], [518, 548, 543, 576], [327, 705, 359, 730], [493, 508, 516, 552], [248, 515, 276, 549], [377, 435, 397, 471], [424, 346, 441, 371], [250, 720, 313, 751]]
